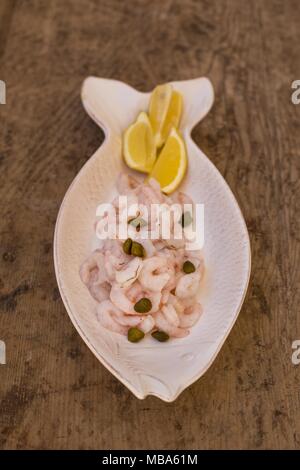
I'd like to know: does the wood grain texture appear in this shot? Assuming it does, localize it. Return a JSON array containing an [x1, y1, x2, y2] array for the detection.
[[0, 0, 16, 62], [0, 0, 300, 450]]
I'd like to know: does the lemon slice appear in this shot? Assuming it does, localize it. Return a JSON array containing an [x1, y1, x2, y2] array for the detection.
[[149, 83, 173, 148], [149, 127, 187, 194], [123, 112, 156, 173]]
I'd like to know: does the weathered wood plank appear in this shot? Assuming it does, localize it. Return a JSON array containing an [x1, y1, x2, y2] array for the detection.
[[0, 0, 16, 63]]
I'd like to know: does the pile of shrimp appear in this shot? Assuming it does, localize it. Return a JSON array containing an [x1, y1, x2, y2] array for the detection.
[[80, 174, 204, 340]]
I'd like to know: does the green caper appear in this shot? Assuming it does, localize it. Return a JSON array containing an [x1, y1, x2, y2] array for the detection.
[[131, 241, 145, 257], [180, 211, 193, 227], [151, 331, 170, 342], [183, 260, 196, 274], [134, 297, 152, 313], [128, 327, 145, 343], [123, 238, 133, 255]]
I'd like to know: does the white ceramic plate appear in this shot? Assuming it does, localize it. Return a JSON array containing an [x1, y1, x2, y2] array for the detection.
[[54, 77, 251, 402]]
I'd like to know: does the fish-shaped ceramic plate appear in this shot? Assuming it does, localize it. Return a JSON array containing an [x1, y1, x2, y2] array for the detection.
[[54, 77, 251, 402]]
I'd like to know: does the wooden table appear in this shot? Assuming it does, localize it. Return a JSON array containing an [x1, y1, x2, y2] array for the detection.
[[1, 0, 300, 450]]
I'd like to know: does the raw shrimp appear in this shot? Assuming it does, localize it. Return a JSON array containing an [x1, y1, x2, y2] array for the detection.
[[152, 239, 166, 251], [110, 281, 161, 314], [115, 257, 143, 287], [127, 281, 162, 313], [97, 300, 127, 335], [80, 251, 111, 302], [116, 192, 140, 224], [112, 309, 145, 327], [175, 271, 201, 299], [148, 178, 167, 203], [98, 297, 150, 332], [80, 251, 107, 286], [136, 181, 164, 206], [178, 303, 203, 328], [168, 293, 185, 314], [117, 173, 140, 194], [110, 283, 136, 314], [80, 173, 205, 340], [89, 281, 111, 303], [173, 191, 194, 207], [139, 257, 170, 292], [164, 271, 184, 297], [104, 243, 131, 281], [139, 315, 155, 334], [160, 261, 177, 304], [173, 248, 186, 271], [161, 289, 170, 305], [154, 311, 189, 338], [161, 304, 180, 327], [163, 263, 176, 290], [164, 236, 185, 250]]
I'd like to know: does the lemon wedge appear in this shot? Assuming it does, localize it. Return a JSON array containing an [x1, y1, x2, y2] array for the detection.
[[161, 90, 183, 143], [123, 112, 156, 173], [149, 127, 187, 194], [149, 83, 173, 148]]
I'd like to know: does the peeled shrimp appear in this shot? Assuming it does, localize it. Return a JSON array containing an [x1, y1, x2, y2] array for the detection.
[[110, 283, 136, 314], [80, 173, 205, 339], [154, 311, 189, 338], [163, 263, 176, 290], [97, 300, 127, 335], [117, 173, 140, 194], [80, 251, 111, 302], [110, 281, 161, 315], [112, 309, 145, 327], [136, 181, 164, 206], [178, 303, 203, 328], [162, 304, 180, 327], [161, 289, 170, 305], [115, 257, 143, 287], [152, 239, 166, 251], [168, 293, 185, 314], [175, 271, 201, 299], [126, 281, 162, 313], [174, 191, 194, 207], [139, 257, 170, 292], [89, 282, 111, 303], [139, 315, 155, 334], [104, 246, 131, 281], [161, 271, 183, 303], [80, 251, 107, 286], [164, 236, 185, 250], [148, 178, 166, 203]]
